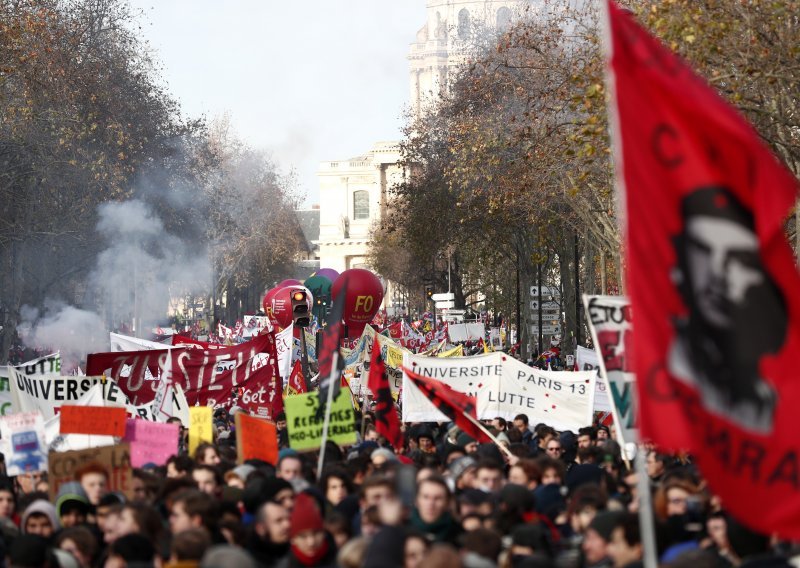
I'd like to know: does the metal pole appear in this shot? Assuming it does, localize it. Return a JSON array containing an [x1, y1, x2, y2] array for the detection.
[[300, 329, 311, 392], [316, 351, 339, 480], [575, 233, 581, 346], [515, 248, 521, 353], [635, 446, 659, 568], [537, 263, 543, 355]]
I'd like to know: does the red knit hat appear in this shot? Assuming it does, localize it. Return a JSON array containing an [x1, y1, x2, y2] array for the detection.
[[290, 493, 324, 538]]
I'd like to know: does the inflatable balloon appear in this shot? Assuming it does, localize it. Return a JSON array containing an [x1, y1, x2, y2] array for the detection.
[[331, 268, 384, 337], [262, 287, 280, 324], [314, 268, 340, 283], [267, 286, 314, 330], [278, 279, 302, 289], [304, 275, 333, 320]]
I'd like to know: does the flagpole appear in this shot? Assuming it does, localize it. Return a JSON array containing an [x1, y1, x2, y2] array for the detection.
[[316, 351, 338, 481], [460, 410, 514, 460], [634, 445, 658, 568]]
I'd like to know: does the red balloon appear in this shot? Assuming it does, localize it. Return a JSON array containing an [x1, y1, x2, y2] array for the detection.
[[278, 279, 302, 288], [264, 286, 313, 330], [331, 269, 384, 337]]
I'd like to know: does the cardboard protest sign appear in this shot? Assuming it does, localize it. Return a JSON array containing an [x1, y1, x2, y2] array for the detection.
[[402, 352, 595, 433], [583, 295, 637, 446], [576, 346, 611, 413], [48, 443, 133, 501], [0, 412, 46, 476], [284, 386, 357, 451], [235, 413, 278, 465], [124, 419, 179, 468], [59, 406, 127, 437], [189, 407, 213, 456]]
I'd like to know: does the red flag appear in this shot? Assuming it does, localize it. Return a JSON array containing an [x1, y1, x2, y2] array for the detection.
[[607, 1, 800, 536], [367, 346, 403, 450], [287, 360, 306, 395], [403, 366, 490, 444]]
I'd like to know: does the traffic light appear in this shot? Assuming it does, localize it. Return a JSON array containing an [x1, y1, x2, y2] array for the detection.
[[291, 289, 311, 327], [424, 285, 434, 301]]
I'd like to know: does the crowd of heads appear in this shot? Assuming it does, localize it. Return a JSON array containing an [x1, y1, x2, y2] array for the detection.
[[0, 408, 791, 567]]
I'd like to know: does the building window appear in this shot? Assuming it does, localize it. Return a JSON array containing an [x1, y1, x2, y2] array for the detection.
[[353, 191, 369, 220], [497, 7, 512, 31], [458, 8, 470, 39]]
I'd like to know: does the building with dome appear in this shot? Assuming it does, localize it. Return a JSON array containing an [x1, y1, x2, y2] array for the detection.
[[315, 1, 530, 295]]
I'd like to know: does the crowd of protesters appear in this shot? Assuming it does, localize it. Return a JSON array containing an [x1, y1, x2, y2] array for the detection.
[[0, 408, 794, 567]]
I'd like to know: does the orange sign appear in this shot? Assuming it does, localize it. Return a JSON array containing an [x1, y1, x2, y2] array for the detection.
[[59, 405, 127, 437], [235, 413, 278, 465]]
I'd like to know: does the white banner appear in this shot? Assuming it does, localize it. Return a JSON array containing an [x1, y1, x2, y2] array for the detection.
[[0, 367, 15, 416], [276, 325, 295, 382], [402, 352, 595, 432], [9, 369, 189, 424], [447, 323, 486, 343], [110, 332, 167, 352], [583, 295, 638, 445], [243, 315, 271, 338], [576, 346, 611, 413]]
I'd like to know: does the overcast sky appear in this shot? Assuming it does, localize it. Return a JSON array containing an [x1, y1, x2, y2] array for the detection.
[[128, 1, 423, 207]]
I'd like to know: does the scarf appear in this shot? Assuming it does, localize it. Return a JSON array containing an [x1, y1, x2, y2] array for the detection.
[[291, 536, 330, 567], [410, 507, 457, 542]]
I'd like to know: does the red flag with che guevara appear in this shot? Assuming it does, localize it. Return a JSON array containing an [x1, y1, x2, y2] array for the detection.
[[607, 1, 800, 537], [403, 366, 490, 444], [367, 345, 403, 450]]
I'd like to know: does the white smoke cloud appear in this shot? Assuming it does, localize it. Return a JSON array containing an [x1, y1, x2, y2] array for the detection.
[[16, 301, 107, 371], [18, 199, 212, 368]]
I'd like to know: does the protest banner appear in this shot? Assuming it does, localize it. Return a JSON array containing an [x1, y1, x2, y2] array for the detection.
[[189, 406, 213, 455], [13, 352, 61, 376], [284, 386, 357, 452], [275, 325, 295, 382], [243, 315, 271, 338], [49, 443, 133, 500], [59, 405, 127, 437], [88, 333, 283, 418], [110, 333, 167, 352], [8, 369, 188, 424], [437, 345, 464, 358], [124, 419, 179, 468], [0, 412, 46, 476], [0, 367, 15, 416], [447, 323, 485, 343], [583, 295, 637, 446], [402, 352, 595, 433], [576, 346, 611, 413], [235, 413, 278, 465]]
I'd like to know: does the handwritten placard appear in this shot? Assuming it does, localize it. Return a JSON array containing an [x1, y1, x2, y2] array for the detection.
[[284, 386, 357, 451], [48, 443, 132, 501], [123, 419, 179, 468], [235, 413, 278, 465], [189, 406, 213, 456], [0, 412, 46, 476], [59, 405, 127, 437]]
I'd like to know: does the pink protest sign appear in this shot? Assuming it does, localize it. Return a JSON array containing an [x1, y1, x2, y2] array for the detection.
[[123, 419, 179, 468]]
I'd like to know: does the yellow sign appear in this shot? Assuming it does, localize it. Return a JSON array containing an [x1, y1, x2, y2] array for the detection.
[[438, 345, 464, 358], [188, 406, 213, 455]]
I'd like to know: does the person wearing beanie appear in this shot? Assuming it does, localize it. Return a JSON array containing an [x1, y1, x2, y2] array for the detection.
[[242, 477, 295, 518], [456, 432, 478, 454], [448, 456, 478, 492], [21, 499, 60, 539], [369, 448, 398, 468], [55, 482, 91, 529], [277, 492, 337, 568]]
